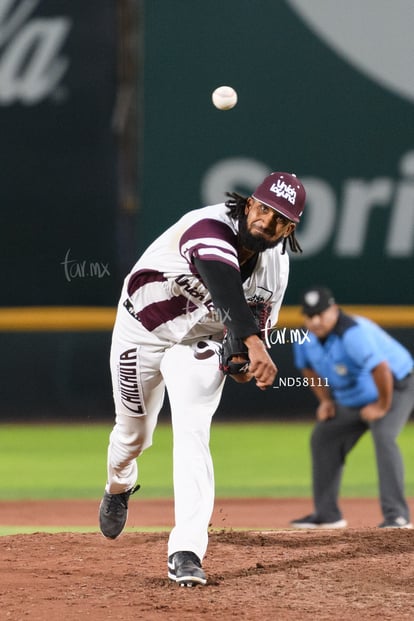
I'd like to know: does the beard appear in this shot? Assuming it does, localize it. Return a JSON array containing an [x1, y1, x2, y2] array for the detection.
[[238, 216, 283, 252]]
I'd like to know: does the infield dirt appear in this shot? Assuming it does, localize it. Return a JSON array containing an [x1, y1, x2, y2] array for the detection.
[[1, 498, 414, 620]]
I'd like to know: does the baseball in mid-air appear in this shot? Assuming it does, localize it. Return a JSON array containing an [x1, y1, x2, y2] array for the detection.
[[211, 85, 238, 110]]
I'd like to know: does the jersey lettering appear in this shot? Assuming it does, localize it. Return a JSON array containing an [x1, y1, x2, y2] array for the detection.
[[118, 348, 144, 414], [175, 275, 206, 301]]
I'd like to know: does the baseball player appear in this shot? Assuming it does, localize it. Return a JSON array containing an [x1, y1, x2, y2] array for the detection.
[[290, 286, 414, 530], [99, 172, 306, 586]]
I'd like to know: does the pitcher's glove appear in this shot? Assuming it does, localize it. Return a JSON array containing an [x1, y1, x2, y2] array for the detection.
[[219, 331, 250, 375], [219, 302, 271, 375]]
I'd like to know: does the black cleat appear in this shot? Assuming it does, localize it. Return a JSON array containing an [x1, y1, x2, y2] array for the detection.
[[168, 551, 207, 587], [99, 484, 140, 539]]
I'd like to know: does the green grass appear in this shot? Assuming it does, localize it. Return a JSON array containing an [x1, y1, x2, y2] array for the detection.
[[211, 421, 414, 497], [0, 421, 413, 500], [0, 526, 160, 536]]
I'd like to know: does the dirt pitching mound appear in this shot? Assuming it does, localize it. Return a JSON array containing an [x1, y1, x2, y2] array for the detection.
[[1, 498, 414, 620]]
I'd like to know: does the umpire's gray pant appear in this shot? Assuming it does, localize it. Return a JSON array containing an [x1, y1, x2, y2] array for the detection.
[[311, 372, 414, 523]]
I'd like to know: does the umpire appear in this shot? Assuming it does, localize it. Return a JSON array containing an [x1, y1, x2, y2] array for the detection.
[[291, 286, 414, 529]]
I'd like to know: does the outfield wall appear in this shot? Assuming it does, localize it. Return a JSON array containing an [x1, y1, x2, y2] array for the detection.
[[139, 0, 414, 306], [1, 308, 412, 422], [1, 2, 413, 420]]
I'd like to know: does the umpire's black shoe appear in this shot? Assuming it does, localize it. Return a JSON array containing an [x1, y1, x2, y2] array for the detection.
[[168, 551, 207, 587], [99, 485, 140, 539]]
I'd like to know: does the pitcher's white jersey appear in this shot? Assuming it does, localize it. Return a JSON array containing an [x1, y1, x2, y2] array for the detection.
[[124, 203, 289, 342]]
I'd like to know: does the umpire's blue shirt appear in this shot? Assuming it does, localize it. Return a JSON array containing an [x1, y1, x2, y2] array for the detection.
[[293, 311, 414, 408]]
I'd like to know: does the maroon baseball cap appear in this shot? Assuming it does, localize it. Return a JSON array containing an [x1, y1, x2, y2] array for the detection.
[[252, 172, 306, 223]]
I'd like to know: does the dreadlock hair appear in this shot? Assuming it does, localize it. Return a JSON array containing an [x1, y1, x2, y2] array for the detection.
[[224, 191, 303, 254]]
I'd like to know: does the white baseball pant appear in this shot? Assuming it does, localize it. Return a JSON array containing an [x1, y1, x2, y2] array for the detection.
[[106, 303, 225, 561]]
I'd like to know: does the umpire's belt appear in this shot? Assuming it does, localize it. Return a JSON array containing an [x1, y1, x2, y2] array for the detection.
[[394, 368, 414, 389]]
